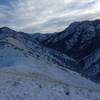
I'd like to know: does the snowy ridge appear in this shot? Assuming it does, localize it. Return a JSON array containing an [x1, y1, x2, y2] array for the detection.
[[39, 19, 100, 83], [0, 33, 77, 69]]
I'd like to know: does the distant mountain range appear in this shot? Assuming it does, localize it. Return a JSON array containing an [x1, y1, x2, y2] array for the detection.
[[0, 19, 100, 84]]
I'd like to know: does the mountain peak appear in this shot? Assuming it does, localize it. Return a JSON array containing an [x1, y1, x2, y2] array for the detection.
[[0, 27, 15, 32]]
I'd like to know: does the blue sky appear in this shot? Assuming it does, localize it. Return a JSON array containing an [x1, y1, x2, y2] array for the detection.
[[0, 0, 9, 5], [0, 0, 100, 33]]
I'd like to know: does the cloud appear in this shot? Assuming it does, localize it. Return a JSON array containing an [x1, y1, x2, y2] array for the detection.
[[0, 0, 100, 33]]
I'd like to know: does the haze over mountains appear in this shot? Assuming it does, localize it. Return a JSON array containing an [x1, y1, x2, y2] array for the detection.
[[0, 19, 100, 100]]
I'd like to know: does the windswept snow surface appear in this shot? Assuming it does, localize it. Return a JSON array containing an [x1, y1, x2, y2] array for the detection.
[[0, 68, 100, 100]]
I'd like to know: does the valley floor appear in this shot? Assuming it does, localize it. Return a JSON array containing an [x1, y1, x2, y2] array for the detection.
[[0, 68, 100, 100]]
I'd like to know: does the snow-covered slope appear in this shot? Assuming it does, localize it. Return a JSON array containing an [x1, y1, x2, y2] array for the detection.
[[0, 68, 100, 100], [82, 48, 100, 83], [40, 19, 100, 83], [0, 26, 100, 99], [0, 36, 99, 90], [0, 27, 78, 69]]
